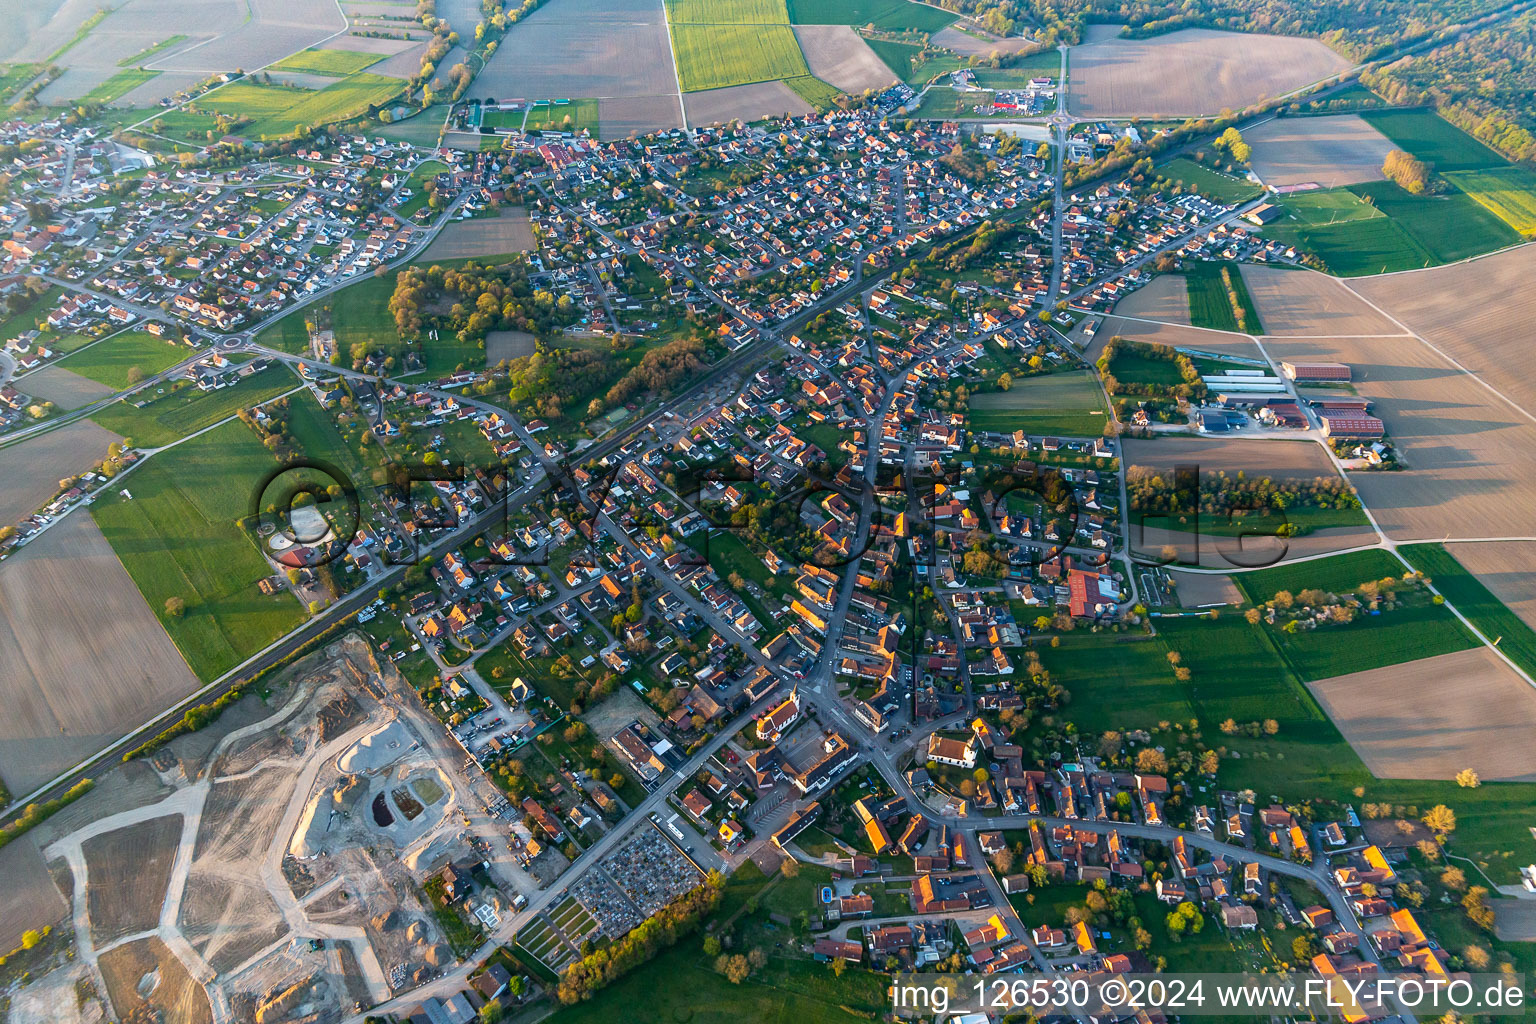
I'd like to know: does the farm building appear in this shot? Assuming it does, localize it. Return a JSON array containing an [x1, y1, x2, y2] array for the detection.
[[1321, 415, 1385, 439], [1282, 361, 1352, 382]]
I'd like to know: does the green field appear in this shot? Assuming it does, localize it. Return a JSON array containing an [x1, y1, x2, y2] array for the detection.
[[524, 98, 600, 133], [1040, 632, 1194, 732], [1360, 108, 1507, 173], [863, 36, 967, 83], [91, 420, 307, 680], [1157, 615, 1324, 727], [0, 63, 42, 100], [281, 389, 372, 481], [1443, 166, 1536, 237], [197, 74, 405, 139], [1232, 548, 1406, 603], [1184, 260, 1261, 333], [1402, 543, 1536, 680], [1352, 179, 1519, 264], [785, 0, 955, 31], [54, 330, 188, 389], [1264, 188, 1431, 276], [118, 35, 188, 67], [1107, 345, 1184, 388], [377, 103, 452, 147], [91, 362, 298, 447], [1158, 157, 1262, 205], [784, 75, 843, 108], [81, 69, 159, 105], [269, 48, 385, 77], [667, 0, 813, 92], [1274, 603, 1476, 682], [967, 370, 1108, 437]]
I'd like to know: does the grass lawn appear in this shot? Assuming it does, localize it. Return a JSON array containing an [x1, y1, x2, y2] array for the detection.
[[864, 37, 970, 84], [1157, 614, 1324, 727], [524, 98, 600, 133], [198, 74, 404, 139], [784, 75, 843, 108], [91, 361, 298, 447], [1402, 543, 1536, 680], [976, 51, 1061, 85], [281, 389, 372, 481], [256, 270, 399, 358], [269, 48, 385, 76], [910, 87, 995, 118], [54, 330, 187, 389], [784, 0, 954, 31], [1443, 167, 1536, 237], [967, 370, 1108, 437], [81, 69, 159, 105], [1271, 602, 1476, 682], [667, 0, 812, 93], [1107, 346, 1185, 389], [1231, 548, 1406, 603], [1352, 179, 1519, 264], [1360, 108, 1508, 173], [1158, 157, 1262, 204], [1184, 260, 1260, 333], [377, 104, 452, 147], [1042, 632, 1194, 732], [91, 420, 307, 680]]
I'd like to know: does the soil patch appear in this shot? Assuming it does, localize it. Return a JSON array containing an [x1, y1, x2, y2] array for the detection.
[[97, 936, 211, 1024], [1168, 570, 1241, 608], [0, 835, 67, 951], [82, 815, 183, 945], [685, 80, 811, 127], [1245, 115, 1397, 190], [420, 207, 534, 261], [792, 25, 896, 93], [1113, 274, 1190, 325], [1240, 265, 1401, 336]]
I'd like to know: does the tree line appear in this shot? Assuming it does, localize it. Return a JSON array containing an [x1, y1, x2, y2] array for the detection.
[[556, 874, 724, 1003]]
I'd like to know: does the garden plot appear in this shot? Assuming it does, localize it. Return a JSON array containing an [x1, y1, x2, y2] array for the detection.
[[1112, 274, 1189, 325], [1259, 331, 1536, 541], [791, 25, 895, 93], [0, 513, 200, 796], [685, 80, 811, 127], [1245, 115, 1397, 189], [1308, 647, 1536, 781], [1068, 25, 1349, 117], [1238, 264, 1401, 336], [474, 0, 683, 138]]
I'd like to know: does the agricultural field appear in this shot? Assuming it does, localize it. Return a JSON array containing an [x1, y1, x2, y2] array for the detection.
[[686, 80, 811, 126], [1359, 108, 1509, 173], [966, 370, 1109, 437], [149, 0, 347, 75], [1068, 25, 1349, 118], [1184, 260, 1261, 333], [1353, 178, 1519, 265], [861, 37, 965, 84], [667, 0, 813, 94], [52, 330, 189, 389], [1153, 615, 1323, 729], [1231, 547, 1404, 603], [524, 98, 601, 133], [474, 0, 683, 138], [90, 361, 299, 448], [1089, 316, 1257, 364], [1308, 647, 1536, 781], [83, 816, 185, 944], [1155, 157, 1262, 204], [1238, 264, 1400, 336], [1112, 273, 1189, 324], [420, 207, 535, 261], [1257, 328, 1536, 541], [90, 420, 309, 681], [0, 418, 121, 525], [1442, 166, 1536, 237], [932, 25, 1038, 57], [195, 73, 405, 139], [269, 47, 385, 76], [1039, 632, 1193, 733], [1401, 543, 1536, 680], [785, 0, 955, 31], [0, 512, 201, 796], [1244, 114, 1396, 189], [0, 836, 66, 951], [791, 26, 894, 94], [80, 68, 159, 104]]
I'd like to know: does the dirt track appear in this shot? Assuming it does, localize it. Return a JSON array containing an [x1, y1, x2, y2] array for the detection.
[[1069, 25, 1349, 117], [0, 513, 200, 796], [1308, 646, 1536, 781]]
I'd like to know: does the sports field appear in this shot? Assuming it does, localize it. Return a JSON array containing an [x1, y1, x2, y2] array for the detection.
[[269, 47, 385, 76], [1443, 166, 1536, 237], [967, 370, 1108, 437], [667, 0, 812, 93], [90, 419, 308, 681], [54, 330, 187, 389]]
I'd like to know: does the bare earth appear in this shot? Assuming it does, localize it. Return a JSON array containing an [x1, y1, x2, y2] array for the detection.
[[931, 26, 1038, 58], [420, 207, 535, 261], [1240, 265, 1402, 336], [0, 513, 200, 796], [98, 936, 211, 1024], [792, 25, 896, 94], [1245, 115, 1397, 190], [486, 329, 537, 365], [0, 418, 121, 525], [1169, 569, 1241, 607], [1350, 244, 1536, 417], [1113, 274, 1190, 325], [13, 364, 115, 409], [686, 80, 811, 128], [1308, 647, 1536, 781], [1258, 332, 1536, 540], [1436, 541, 1536, 633], [0, 835, 68, 951], [474, 0, 683, 139], [1068, 25, 1350, 117], [82, 815, 184, 945], [1090, 315, 1259, 363], [152, 0, 347, 74]]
